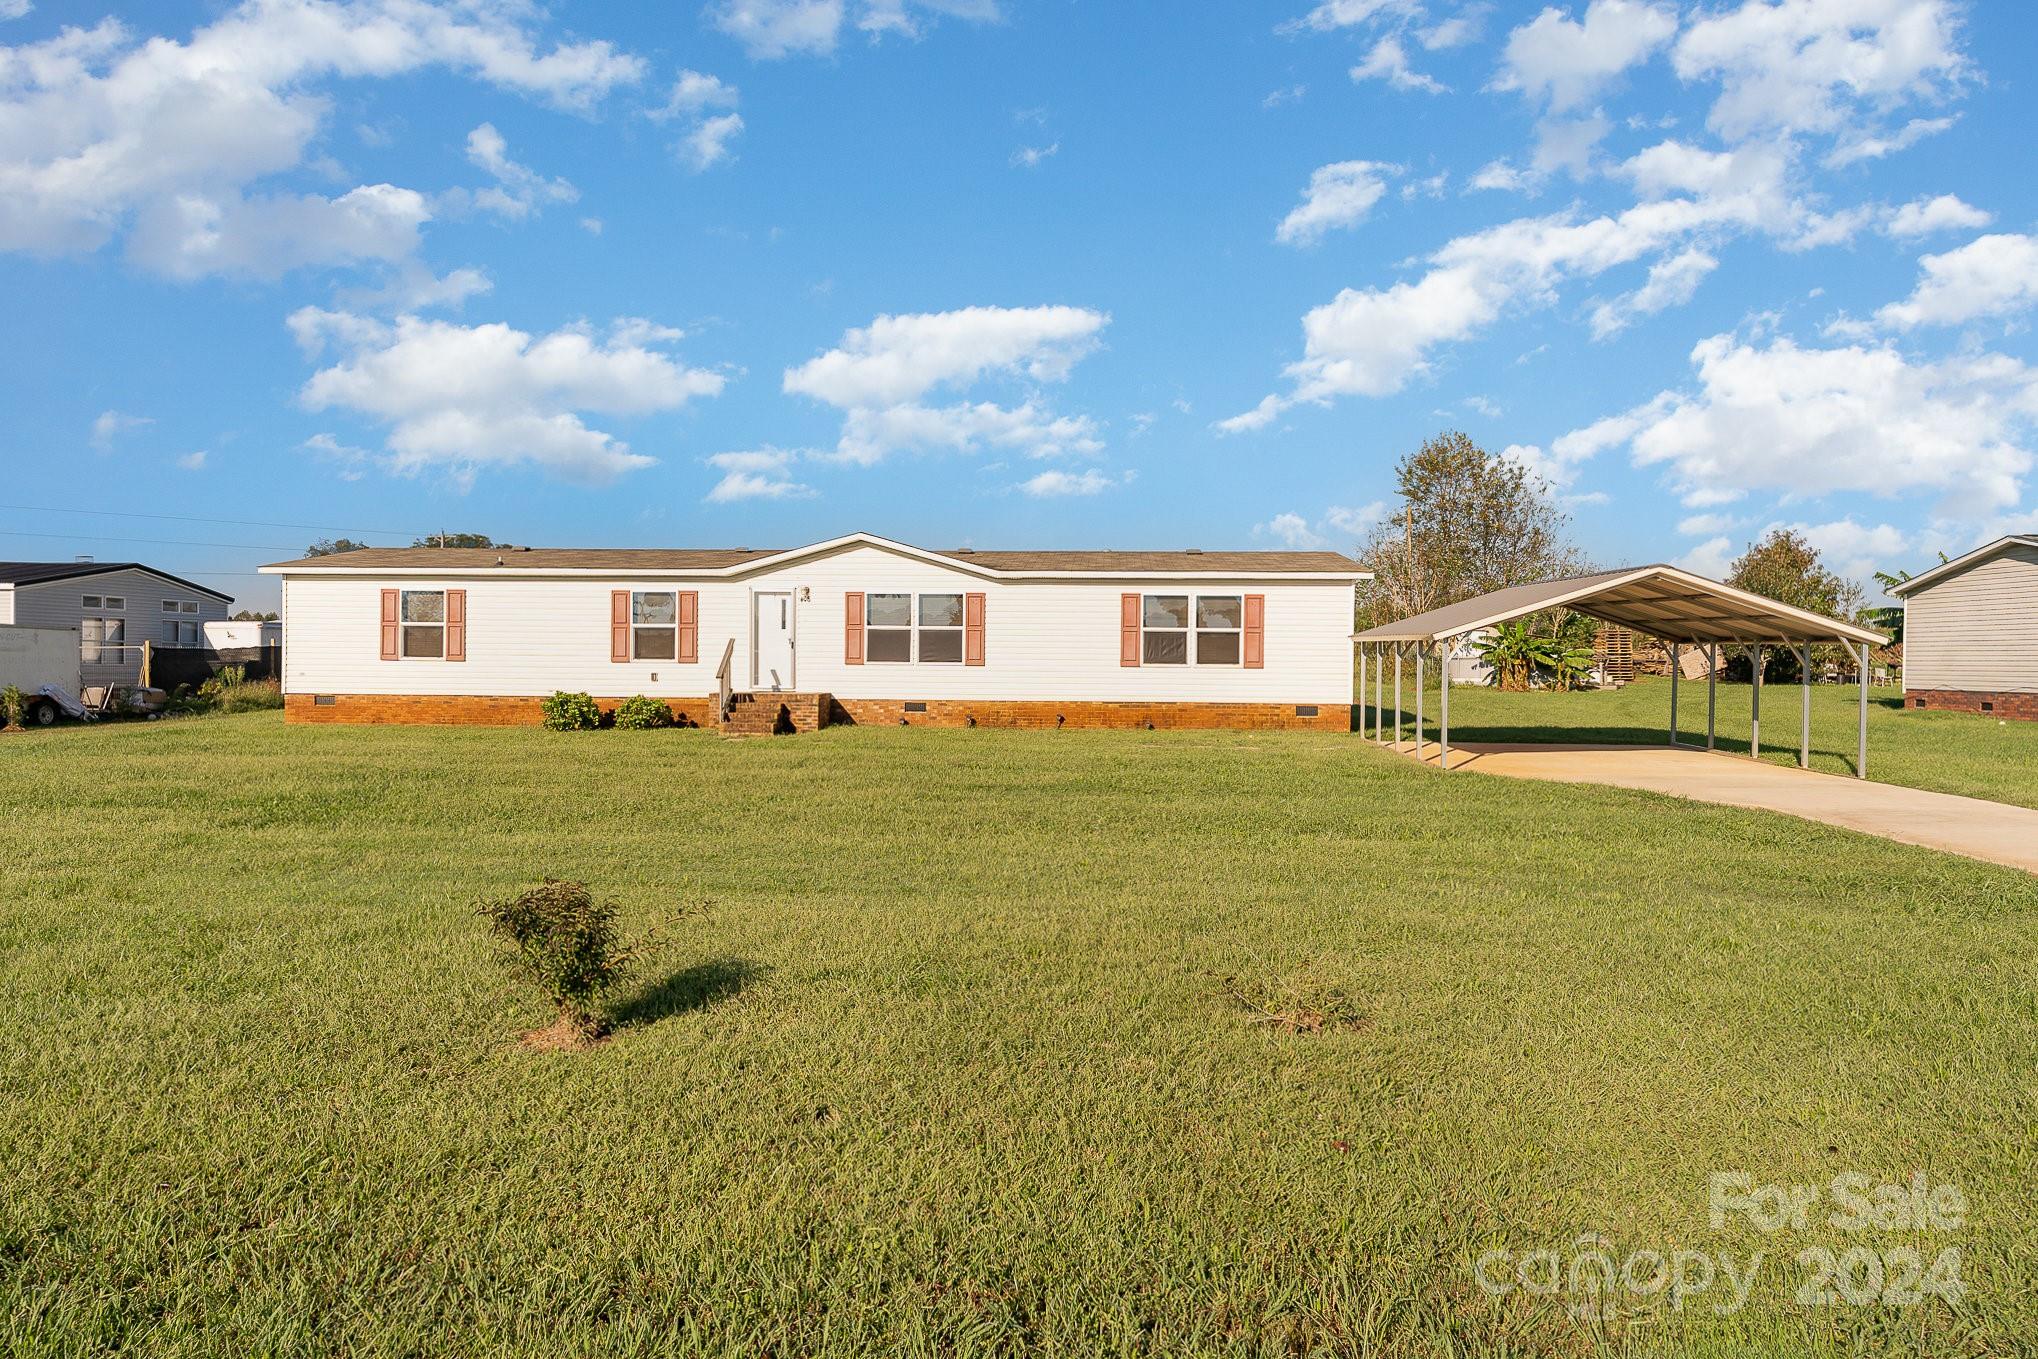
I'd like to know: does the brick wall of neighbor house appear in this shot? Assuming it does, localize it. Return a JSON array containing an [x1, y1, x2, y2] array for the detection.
[[1904, 689, 2038, 721], [284, 694, 717, 726]]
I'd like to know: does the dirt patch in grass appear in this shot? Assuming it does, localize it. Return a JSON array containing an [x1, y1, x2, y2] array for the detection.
[[518, 1017, 608, 1053], [1215, 969, 1371, 1035]]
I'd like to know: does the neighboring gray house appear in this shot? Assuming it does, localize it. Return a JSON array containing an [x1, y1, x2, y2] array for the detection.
[[0, 561, 232, 689], [1888, 535, 2038, 721]]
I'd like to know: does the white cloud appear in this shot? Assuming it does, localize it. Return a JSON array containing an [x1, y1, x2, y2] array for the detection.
[[1783, 517, 1910, 584], [712, 0, 998, 59], [1283, 0, 1421, 34], [1275, 160, 1396, 246], [1326, 501, 1387, 534], [1021, 468, 1116, 497], [705, 448, 814, 502], [1419, 9, 1485, 50], [339, 264, 493, 314], [1262, 83, 1308, 108], [0, 2, 642, 275], [1672, 0, 1968, 143], [1258, 512, 1325, 548], [1011, 141, 1059, 169], [1825, 114, 1955, 167], [650, 70, 745, 171], [0, 1, 30, 20], [1677, 511, 1736, 535], [176, 449, 208, 471], [1469, 159, 1535, 193], [1884, 194, 1991, 239], [462, 124, 578, 220], [302, 431, 372, 481], [785, 305, 1109, 465], [1493, 0, 1676, 113], [291, 311, 725, 485], [1589, 246, 1717, 339], [1584, 331, 2038, 515], [1351, 36, 1447, 94], [89, 410, 151, 450], [1678, 535, 1736, 578], [1876, 234, 2038, 330]]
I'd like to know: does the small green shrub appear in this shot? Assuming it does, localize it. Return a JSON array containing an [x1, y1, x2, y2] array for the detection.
[[0, 685, 21, 729], [541, 691, 602, 731], [478, 879, 640, 1040], [613, 695, 674, 730], [218, 680, 284, 713]]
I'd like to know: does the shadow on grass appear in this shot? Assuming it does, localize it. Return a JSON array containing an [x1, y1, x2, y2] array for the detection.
[[614, 957, 769, 1027]]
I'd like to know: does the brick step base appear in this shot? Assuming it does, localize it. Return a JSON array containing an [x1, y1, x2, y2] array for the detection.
[[718, 691, 832, 736]]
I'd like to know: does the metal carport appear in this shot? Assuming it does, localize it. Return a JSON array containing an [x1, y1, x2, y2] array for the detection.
[[1351, 564, 1889, 775]]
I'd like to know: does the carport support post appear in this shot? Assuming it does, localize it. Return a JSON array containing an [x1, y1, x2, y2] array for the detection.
[[1705, 643, 1718, 750], [1669, 643, 1680, 746], [1373, 644, 1384, 743], [1440, 640, 1452, 772], [1415, 647, 1426, 762], [1857, 642, 1869, 779], [1751, 645, 1763, 759], [1358, 644, 1367, 739], [1393, 645, 1403, 749], [1799, 643, 1812, 770]]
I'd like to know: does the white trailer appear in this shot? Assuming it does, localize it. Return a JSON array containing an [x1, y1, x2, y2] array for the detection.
[[0, 625, 83, 726]]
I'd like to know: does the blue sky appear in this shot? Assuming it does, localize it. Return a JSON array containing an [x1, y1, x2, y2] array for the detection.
[[4, 0, 2035, 611]]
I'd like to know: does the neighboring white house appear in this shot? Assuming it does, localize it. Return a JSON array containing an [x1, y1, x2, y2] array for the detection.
[[1888, 535, 2038, 721], [0, 561, 232, 688], [261, 533, 1368, 730]]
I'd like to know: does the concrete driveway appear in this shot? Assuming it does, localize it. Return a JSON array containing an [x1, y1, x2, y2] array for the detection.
[[1388, 740, 2038, 876]]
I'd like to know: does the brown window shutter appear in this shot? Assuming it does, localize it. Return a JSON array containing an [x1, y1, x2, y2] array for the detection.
[[676, 590, 698, 664], [964, 592, 986, 666], [379, 589, 399, 660], [1243, 593, 1265, 669], [1120, 593, 1141, 667], [844, 591, 864, 664], [610, 590, 630, 663], [445, 589, 467, 662]]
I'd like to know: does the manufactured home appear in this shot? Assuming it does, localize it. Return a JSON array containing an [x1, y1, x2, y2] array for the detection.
[[1889, 535, 2038, 720], [0, 560, 232, 688], [262, 533, 1367, 730]]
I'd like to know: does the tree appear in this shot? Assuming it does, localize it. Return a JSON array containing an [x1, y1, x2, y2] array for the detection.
[[1354, 431, 1584, 629], [1725, 529, 1864, 681], [230, 609, 278, 621], [413, 533, 501, 549], [304, 537, 371, 557]]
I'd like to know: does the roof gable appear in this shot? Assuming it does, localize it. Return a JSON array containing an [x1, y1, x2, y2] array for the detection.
[[1886, 536, 2038, 597], [0, 560, 232, 601]]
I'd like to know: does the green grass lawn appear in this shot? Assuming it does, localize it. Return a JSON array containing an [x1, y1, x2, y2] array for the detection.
[[1369, 674, 2038, 810], [3, 714, 2032, 1356]]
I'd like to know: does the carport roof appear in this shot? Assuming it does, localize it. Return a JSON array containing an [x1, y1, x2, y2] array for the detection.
[[1351, 564, 1887, 647]]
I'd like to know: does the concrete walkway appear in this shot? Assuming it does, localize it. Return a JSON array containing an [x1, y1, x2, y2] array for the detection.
[[1385, 740, 2038, 876]]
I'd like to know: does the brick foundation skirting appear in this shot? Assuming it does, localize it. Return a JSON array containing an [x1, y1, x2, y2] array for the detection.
[[284, 694, 716, 726], [1903, 689, 2038, 721], [285, 693, 1350, 731]]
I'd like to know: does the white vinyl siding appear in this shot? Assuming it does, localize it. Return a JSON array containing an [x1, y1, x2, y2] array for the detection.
[[1903, 544, 2038, 694], [277, 543, 1356, 704]]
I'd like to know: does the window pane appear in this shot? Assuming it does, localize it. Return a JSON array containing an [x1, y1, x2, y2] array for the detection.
[[920, 628, 963, 663], [633, 592, 675, 625], [868, 628, 911, 662], [83, 595, 101, 609], [105, 597, 124, 610], [919, 593, 964, 626], [1197, 631, 1242, 665], [1143, 595, 1189, 629], [402, 591, 444, 624], [181, 601, 199, 614], [1143, 631, 1187, 664], [402, 624, 444, 658], [104, 620, 123, 644], [1197, 596, 1242, 629], [868, 593, 911, 627], [633, 627, 676, 660], [163, 600, 178, 613]]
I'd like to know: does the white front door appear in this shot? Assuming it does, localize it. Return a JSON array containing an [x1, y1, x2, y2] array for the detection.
[[752, 591, 794, 691]]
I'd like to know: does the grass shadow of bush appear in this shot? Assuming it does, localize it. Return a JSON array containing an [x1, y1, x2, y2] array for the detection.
[[613, 957, 770, 1027]]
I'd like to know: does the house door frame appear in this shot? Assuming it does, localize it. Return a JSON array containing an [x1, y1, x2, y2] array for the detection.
[[751, 589, 796, 691]]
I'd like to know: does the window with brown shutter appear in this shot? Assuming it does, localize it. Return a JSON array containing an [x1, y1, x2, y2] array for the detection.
[[1120, 593, 1140, 666], [677, 590, 698, 663], [964, 592, 985, 665], [844, 591, 864, 664], [1243, 594, 1265, 669], [445, 589, 467, 662], [610, 591, 630, 662], [379, 589, 399, 660]]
